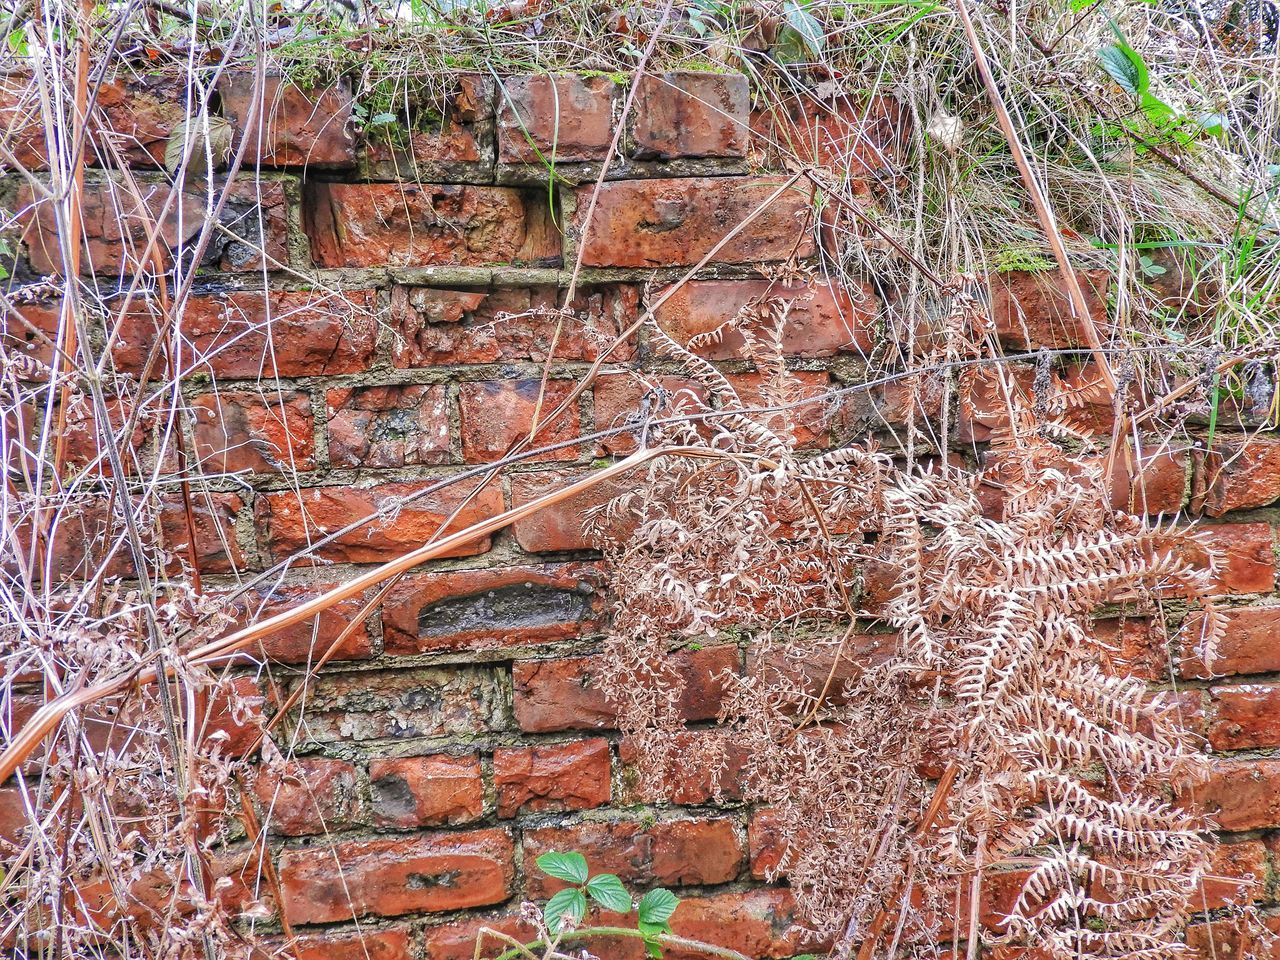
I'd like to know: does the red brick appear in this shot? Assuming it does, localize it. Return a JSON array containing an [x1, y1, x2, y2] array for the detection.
[[222, 581, 374, 664], [631, 72, 749, 160], [957, 364, 1035, 445], [666, 889, 819, 960], [1186, 915, 1280, 960], [390, 285, 638, 367], [306, 182, 559, 268], [1, 72, 185, 171], [221, 73, 356, 168], [508, 467, 628, 553], [750, 94, 906, 177], [19, 178, 288, 275], [2, 301, 60, 368], [458, 380, 580, 463], [366, 123, 487, 180], [574, 177, 815, 268], [299, 666, 507, 743], [0, 786, 30, 847], [380, 562, 604, 655], [1180, 605, 1280, 678], [61, 393, 176, 477], [113, 290, 377, 378], [512, 646, 738, 733], [1196, 838, 1266, 909], [1093, 617, 1166, 682], [203, 675, 266, 757], [653, 279, 876, 358], [1092, 448, 1187, 515], [987, 270, 1111, 350], [279, 828, 514, 924], [1192, 759, 1280, 830], [523, 817, 743, 897], [617, 730, 749, 806], [493, 738, 611, 817], [256, 479, 504, 563], [1205, 437, 1280, 516], [325, 384, 450, 468], [747, 808, 789, 880], [591, 372, 709, 455], [251, 757, 359, 836], [422, 914, 540, 960], [1207, 684, 1280, 750], [726, 369, 832, 450], [288, 927, 413, 960], [191, 389, 315, 474], [497, 74, 618, 163], [369, 754, 484, 828], [1195, 523, 1276, 595], [160, 492, 246, 575]]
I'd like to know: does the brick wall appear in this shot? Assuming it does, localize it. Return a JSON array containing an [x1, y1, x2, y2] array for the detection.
[[4, 69, 1279, 958]]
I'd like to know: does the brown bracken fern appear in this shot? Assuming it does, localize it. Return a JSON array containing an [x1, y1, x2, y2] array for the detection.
[[592, 283, 1253, 959]]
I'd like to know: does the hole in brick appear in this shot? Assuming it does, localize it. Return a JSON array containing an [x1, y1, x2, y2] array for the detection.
[[417, 581, 595, 640], [405, 869, 462, 890]]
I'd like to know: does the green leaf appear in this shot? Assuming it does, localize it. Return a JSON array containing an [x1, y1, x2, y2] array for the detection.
[[543, 888, 587, 934], [638, 888, 680, 928], [645, 940, 664, 959], [1139, 91, 1175, 126], [536, 851, 589, 885], [1098, 42, 1147, 96], [369, 112, 399, 126], [783, 0, 825, 56], [586, 874, 632, 913]]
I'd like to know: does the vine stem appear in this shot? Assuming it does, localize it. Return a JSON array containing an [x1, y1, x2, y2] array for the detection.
[[487, 926, 754, 960]]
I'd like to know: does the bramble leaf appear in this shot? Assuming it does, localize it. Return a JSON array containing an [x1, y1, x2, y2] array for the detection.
[[536, 851, 589, 885]]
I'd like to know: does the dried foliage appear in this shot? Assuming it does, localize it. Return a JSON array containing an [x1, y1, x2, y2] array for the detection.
[[593, 289, 1255, 959]]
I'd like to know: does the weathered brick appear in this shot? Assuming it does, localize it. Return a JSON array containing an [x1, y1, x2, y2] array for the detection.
[[19, 177, 289, 275], [493, 738, 611, 817], [256, 479, 503, 563], [747, 808, 789, 880], [1205, 437, 1280, 516], [0, 786, 30, 847], [987, 270, 1111, 350], [1180, 605, 1280, 678], [421, 913, 541, 960], [591, 372, 709, 456], [296, 666, 507, 743], [203, 676, 266, 757], [1186, 915, 1280, 960], [380, 562, 604, 655], [1195, 523, 1276, 595], [1093, 448, 1187, 515], [251, 757, 359, 836], [306, 182, 559, 268], [508, 468, 627, 553], [631, 72, 749, 160], [363, 75, 494, 180], [957, 365, 1035, 445], [221, 73, 356, 168], [369, 754, 485, 828], [288, 927, 413, 960], [191, 389, 315, 474], [390, 285, 638, 367], [1, 301, 60, 368], [726, 370, 832, 450], [653, 279, 876, 358], [617, 730, 749, 806], [666, 889, 819, 960], [1207, 684, 1280, 750], [1192, 759, 1280, 830], [61, 394, 177, 477], [159, 492, 246, 575], [279, 828, 514, 924], [573, 177, 815, 268], [458, 380, 580, 463], [113, 290, 377, 378], [523, 817, 744, 897], [497, 74, 618, 163], [512, 646, 738, 733], [325, 384, 451, 468], [1196, 838, 1266, 909], [750, 94, 906, 177], [1093, 617, 1165, 682], [221, 581, 374, 664]]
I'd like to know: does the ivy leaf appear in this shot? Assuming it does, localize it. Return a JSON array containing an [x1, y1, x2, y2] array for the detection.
[[586, 874, 632, 913], [543, 888, 587, 934], [1098, 42, 1147, 96], [638, 888, 680, 929], [536, 851, 589, 885]]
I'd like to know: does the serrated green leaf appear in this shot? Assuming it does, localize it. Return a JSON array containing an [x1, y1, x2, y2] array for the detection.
[[645, 939, 664, 959], [536, 851, 589, 884], [586, 874, 632, 913], [543, 888, 587, 934], [1098, 42, 1147, 96], [638, 888, 680, 927]]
